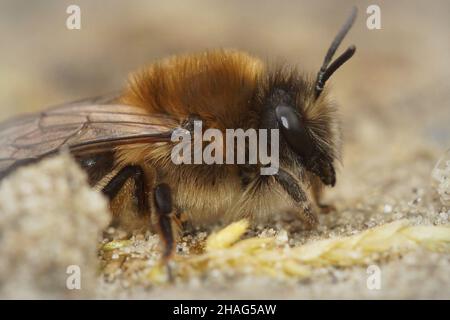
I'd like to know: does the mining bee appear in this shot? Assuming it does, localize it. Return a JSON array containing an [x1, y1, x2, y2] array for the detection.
[[0, 8, 357, 267]]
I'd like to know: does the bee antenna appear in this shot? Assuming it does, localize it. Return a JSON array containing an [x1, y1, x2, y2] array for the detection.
[[315, 6, 357, 98]]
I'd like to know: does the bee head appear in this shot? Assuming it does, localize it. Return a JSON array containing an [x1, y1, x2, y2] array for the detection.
[[262, 80, 337, 186], [267, 7, 357, 186]]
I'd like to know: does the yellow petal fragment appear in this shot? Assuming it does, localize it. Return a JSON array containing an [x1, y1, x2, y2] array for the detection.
[[205, 219, 249, 251], [102, 240, 132, 251]]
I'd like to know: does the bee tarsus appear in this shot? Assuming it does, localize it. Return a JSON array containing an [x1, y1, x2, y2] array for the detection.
[[154, 183, 176, 261], [274, 168, 318, 227]]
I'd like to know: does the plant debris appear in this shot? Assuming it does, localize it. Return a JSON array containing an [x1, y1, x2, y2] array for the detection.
[[101, 219, 450, 285]]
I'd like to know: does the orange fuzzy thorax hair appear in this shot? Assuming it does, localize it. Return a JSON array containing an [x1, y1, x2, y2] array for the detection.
[[119, 49, 265, 130]]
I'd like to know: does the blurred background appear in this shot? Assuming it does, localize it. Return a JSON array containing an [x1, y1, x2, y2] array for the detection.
[[0, 1, 449, 122], [0, 0, 449, 196]]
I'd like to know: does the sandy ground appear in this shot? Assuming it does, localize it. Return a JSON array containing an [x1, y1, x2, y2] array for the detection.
[[0, 1, 449, 299]]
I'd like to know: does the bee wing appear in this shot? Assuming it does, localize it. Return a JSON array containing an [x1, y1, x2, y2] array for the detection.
[[0, 95, 178, 179]]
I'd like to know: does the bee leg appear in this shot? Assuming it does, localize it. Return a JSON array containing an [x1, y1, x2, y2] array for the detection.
[[153, 183, 177, 281], [311, 176, 336, 214], [275, 168, 318, 227], [102, 165, 149, 216]]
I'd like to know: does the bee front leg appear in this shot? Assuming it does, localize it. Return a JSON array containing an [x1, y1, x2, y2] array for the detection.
[[274, 168, 318, 228], [102, 165, 149, 216], [310, 175, 336, 214]]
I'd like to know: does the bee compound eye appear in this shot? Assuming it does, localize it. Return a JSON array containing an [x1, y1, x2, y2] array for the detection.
[[275, 105, 314, 158]]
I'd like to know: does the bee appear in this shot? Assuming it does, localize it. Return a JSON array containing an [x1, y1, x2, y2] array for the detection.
[[0, 8, 356, 265]]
